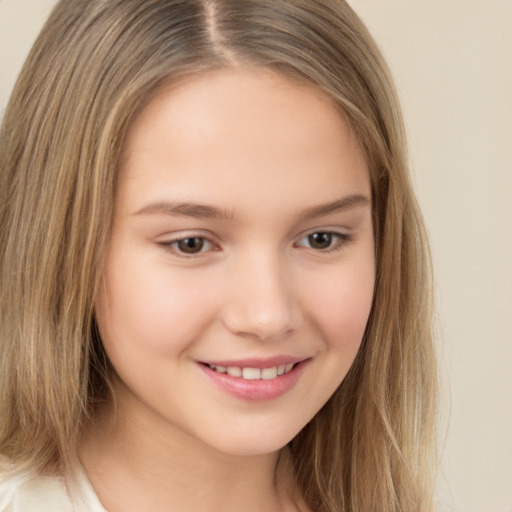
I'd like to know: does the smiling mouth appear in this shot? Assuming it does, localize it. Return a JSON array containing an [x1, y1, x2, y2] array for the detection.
[[199, 359, 309, 400], [205, 363, 297, 380]]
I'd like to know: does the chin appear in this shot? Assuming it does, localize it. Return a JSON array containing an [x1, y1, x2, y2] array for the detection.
[[199, 424, 301, 458]]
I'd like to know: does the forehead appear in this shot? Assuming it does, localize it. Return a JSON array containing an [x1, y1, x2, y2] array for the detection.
[[118, 67, 370, 215]]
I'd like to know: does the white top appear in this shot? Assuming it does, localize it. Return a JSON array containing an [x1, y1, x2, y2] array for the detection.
[[0, 468, 106, 512]]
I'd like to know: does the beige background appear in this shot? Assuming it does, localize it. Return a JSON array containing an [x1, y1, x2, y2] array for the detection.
[[1, 1, 511, 511]]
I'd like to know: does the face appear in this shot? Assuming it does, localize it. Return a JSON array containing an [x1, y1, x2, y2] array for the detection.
[[95, 68, 375, 457]]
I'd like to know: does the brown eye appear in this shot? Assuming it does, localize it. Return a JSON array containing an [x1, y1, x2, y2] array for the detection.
[[176, 237, 207, 254], [161, 235, 216, 257], [295, 231, 352, 252], [307, 232, 333, 249]]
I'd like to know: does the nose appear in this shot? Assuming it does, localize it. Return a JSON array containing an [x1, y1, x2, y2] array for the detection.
[[220, 252, 302, 342]]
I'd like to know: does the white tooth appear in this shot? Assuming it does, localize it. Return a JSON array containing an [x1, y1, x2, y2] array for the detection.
[[277, 365, 285, 376], [284, 363, 294, 373], [216, 366, 226, 373], [242, 368, 261, 380], [261, 367, 278, 380], [227, 366, 242, 377]]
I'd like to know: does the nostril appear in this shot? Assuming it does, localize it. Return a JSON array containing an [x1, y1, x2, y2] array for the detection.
[[219, 262, 303, 340], [220, 300, 302, 341]]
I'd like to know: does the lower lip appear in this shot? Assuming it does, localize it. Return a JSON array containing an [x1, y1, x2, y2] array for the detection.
[[198, 361, 309, 401]]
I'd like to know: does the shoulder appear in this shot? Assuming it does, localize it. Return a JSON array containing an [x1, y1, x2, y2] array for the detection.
[[0, 470, 73, 512]]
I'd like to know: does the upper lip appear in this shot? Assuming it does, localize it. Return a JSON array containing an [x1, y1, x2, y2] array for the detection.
[[199, 355, 309, 368]]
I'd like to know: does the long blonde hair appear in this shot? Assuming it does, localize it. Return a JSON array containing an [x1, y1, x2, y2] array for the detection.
[[0, 1, 437, 510]]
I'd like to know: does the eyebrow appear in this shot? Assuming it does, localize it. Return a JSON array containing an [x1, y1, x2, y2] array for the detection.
[[300, 194, 370, 220], [133, 194, 370, 221], [134, 201, 236, 220]]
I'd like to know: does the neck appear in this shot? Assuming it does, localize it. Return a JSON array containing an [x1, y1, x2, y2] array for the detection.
[[80, 390, 299, 512]]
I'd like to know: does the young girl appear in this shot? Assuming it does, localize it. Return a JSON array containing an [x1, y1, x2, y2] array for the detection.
[[0, 1, 437, 511]]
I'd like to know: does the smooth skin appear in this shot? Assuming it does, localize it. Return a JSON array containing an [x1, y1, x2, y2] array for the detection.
[[82, 68, 375, 512]]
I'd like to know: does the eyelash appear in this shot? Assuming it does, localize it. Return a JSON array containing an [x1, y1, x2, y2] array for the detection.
[[159, 236, 217, 257], [159, 230, 353, 258], [294, 231, 353, 253]]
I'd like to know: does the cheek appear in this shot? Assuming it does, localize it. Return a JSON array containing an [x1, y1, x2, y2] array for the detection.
[[304, 261, 375, 351], [291, 261, 375, 419], [95, 259, 219, 358]]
